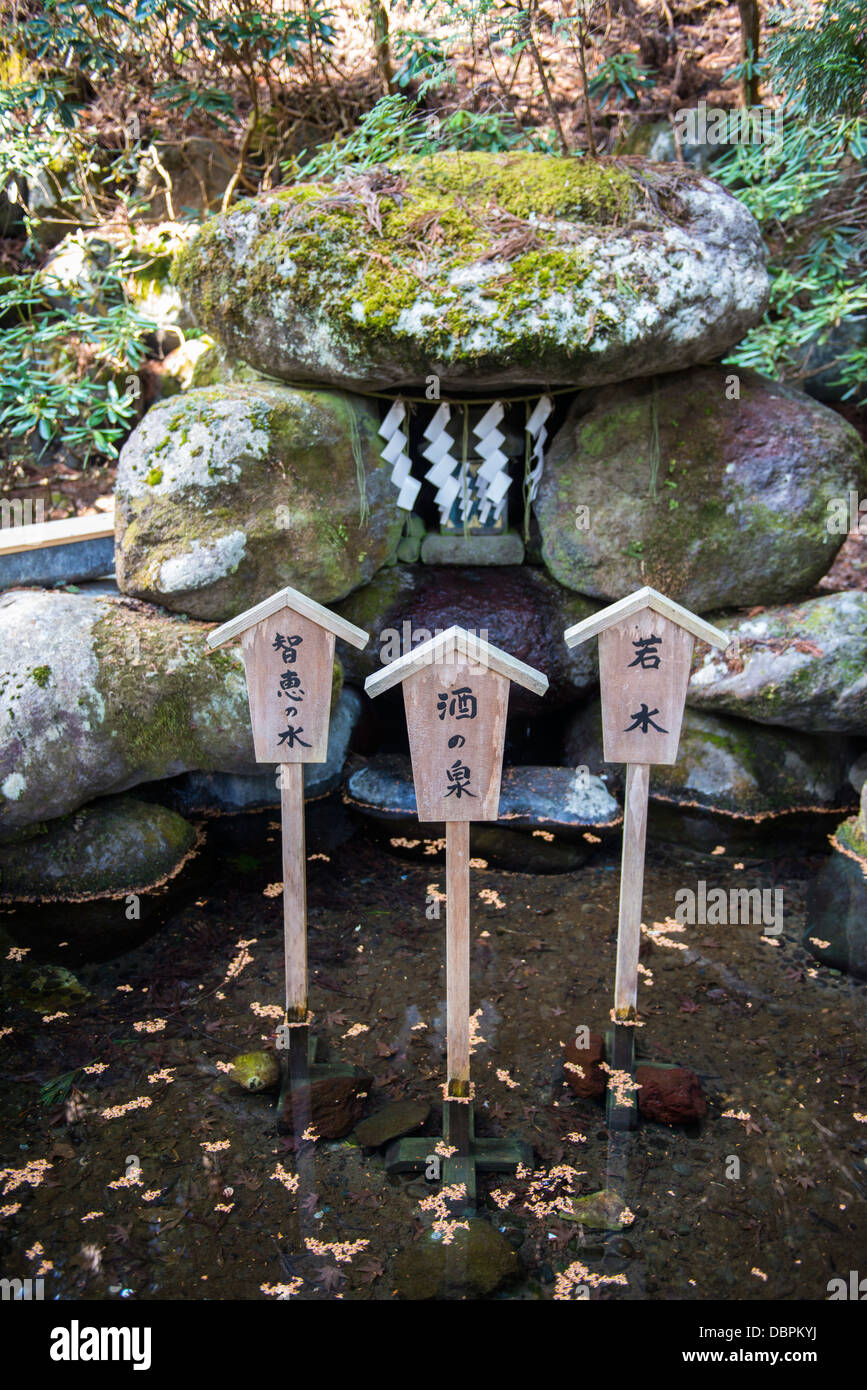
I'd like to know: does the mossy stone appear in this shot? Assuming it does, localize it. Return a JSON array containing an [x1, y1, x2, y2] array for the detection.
[[688, 590, 867, 733], [565, 701, 854, 820], [395, 1217, 519, 1300], [115, 383, 403, 621], [535, 366, 867, 611], [0, 795, 197, 901], [0, 589, 262, 837], [173, 152, 769, 391]]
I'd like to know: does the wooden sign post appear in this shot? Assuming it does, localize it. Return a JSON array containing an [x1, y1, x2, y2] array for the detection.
[[207, 585, 369, 1129], [365, 626, 548, 1207], [563, 587, 729, 1129]]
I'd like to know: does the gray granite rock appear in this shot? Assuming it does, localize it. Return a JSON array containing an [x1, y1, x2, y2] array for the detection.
[[174, 152, 769, 391]]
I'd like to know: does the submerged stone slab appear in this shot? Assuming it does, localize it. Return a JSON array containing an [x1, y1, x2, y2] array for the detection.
[[395, 1218, 518, 1300], [348, 755, 619, 831], [174, 152, 769, 391], [0, 795, 199, 902], [354, 1099, 430, 1149], [345, 754, 620, 868], [804, 816, 867, 979]]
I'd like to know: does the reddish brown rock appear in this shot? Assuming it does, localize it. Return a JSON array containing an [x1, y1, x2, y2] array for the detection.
[[278, 1068, 372, 1140], [563, 1031, 606, 1099], [335, 565, 599, 713], [636, 1064, 706, 1124]]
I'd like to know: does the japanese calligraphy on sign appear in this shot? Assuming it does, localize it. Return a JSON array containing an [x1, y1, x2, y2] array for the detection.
[[402, 656, 509, 821], [597, 609, 694, 765], [240, 607, 335, 762]]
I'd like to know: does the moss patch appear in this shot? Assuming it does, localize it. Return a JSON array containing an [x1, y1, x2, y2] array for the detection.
[[91, 602, 246, 779], [173, 151, 689, 375]]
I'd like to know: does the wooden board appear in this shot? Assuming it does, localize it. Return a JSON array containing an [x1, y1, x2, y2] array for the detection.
[[208, 583, 368, 651], [446, 820, 471, 1088], [281, 763, 308, 1019], [0, 510, 114, 557], [403, 656, 509, 821], [597, 608, 694, 765], [365, 624, 547, 699], [240, 606, 335, 763], [614, 762, 650, 1019], [563, 584, 729, 651]]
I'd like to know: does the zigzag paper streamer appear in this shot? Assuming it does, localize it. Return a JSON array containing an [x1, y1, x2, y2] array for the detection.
[[422, 402, 462, 524], [473, 400, 510, 525], [378, 398, 420, 511], [525, 395, 554, 505]]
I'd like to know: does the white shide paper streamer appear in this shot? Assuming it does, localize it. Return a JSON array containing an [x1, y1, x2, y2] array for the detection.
[[421, 402, 462, 525], [378, 398, 420, 511], [525, 395, 553, 505]]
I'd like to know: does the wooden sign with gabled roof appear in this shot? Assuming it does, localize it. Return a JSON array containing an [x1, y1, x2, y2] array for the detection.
[[365, 625, 547, 1207], [366, 624, 546, 824], [564, 586, 728, 767], [208, 584, 369, 1135], [208, 583, 368, 763], [563, 587, 729, 1128]]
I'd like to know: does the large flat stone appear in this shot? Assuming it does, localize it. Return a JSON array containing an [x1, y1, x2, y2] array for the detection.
[[175, 152, 769, 391], [420, 532, 525, 566]]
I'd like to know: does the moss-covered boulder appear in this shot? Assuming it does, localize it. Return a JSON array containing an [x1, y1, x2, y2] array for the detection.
[[565, 700, 856, 854], [804, 813, 867, 978], [115, 383, 403, 620], [335, 563, 600, 713], [688, 591, 867, 732], [0, 589, 276, 836], [173, 152, 769, 391], [159, 685, 361, 813], [395, 1218, 518, 1300], [187, 336, 272, 389], [534, 367, 866, 609], [0, 796, 198, 902]]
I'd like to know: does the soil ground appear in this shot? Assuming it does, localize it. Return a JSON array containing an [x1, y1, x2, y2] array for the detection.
[[2, 805, 865, 1301]]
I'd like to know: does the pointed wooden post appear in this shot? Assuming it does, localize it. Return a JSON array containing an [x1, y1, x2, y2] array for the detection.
[[564, 587, 729, 1128], [207, 585, 369, 1132], [365, 626, 548, 1207]]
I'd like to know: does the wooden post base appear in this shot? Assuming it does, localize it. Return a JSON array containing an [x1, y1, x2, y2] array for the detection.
[[277, 1027, 366, 1136], [604, 1027, 683, 1132], [605, 1023, 638, 1131], [384, 1100, 532, 1212]]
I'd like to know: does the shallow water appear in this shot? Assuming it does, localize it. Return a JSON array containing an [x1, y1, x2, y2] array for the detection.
[[1, 799, 865, 1301]]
